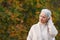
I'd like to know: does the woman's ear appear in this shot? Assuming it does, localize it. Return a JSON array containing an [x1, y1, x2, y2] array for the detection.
[[47, 17, 52, 22], [48, 18, 50, 20], [47, 18, 50, 22]]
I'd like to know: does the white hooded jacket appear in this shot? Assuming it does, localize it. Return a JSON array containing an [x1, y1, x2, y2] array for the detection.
[[27, 21, 58, 40]]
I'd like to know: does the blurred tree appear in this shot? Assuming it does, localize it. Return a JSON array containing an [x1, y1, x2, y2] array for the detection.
[[0, 0, 60, 40]]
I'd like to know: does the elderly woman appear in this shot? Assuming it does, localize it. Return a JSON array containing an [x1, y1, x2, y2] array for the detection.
[[27, 9, 58, 40]]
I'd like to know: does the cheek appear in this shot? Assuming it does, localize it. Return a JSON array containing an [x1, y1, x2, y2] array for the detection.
[[41, 18, 47, 22], [39, 17, 48, 22], [39, 18, 44, 22], [43, 18, 48, 22], [39, 17, 43, 21], [43, 18, 46, 20]]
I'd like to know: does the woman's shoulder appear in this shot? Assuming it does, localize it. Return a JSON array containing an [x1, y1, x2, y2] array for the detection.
[[31, 23, 38, 29]]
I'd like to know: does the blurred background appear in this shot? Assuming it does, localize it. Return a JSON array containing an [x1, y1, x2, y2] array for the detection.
[[0, 0, 60, 40]]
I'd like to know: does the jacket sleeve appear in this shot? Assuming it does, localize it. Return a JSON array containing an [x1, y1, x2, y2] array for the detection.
[[48, 19, 58, 37], [27, 26, 34, 40]]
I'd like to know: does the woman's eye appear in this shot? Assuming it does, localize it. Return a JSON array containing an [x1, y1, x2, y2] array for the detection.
[[43, 17, 45, 18], [40, 16, 45, 18]]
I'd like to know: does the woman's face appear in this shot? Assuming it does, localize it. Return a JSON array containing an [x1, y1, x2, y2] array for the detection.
[[39, 12, 48, 24]]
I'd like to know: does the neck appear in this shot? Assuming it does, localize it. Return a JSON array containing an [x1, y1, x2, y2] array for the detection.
[[39, 22, 47, 25]]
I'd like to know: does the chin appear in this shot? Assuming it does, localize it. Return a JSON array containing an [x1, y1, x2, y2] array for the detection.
[[41, 21, 46, 24]]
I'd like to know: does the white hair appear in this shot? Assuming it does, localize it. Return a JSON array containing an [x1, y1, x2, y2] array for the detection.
[[40, 9, 51, 18]]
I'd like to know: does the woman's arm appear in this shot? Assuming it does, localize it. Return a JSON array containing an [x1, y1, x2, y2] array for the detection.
[[48, 18, 58, 37]]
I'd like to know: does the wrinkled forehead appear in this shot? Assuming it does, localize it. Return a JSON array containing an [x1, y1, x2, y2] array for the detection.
[[40, 12, 48, 18], [40, 12, 46, 16]]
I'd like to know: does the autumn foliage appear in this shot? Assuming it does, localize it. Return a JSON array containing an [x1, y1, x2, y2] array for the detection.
[[0, 0, 60, 40]]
